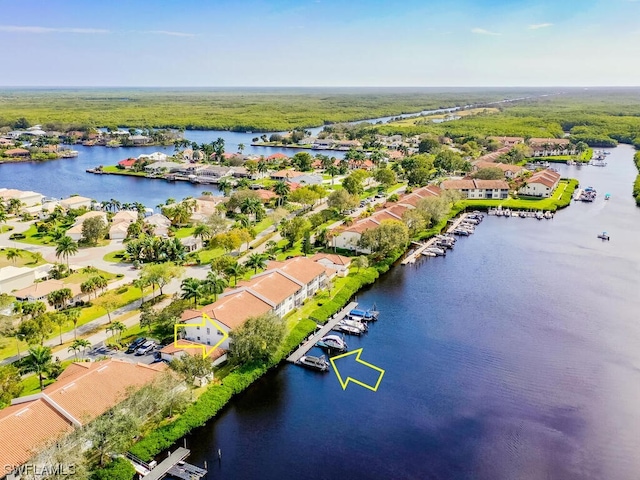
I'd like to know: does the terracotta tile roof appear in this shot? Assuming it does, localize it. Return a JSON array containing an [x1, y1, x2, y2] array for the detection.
[[238, 271, 301, 305], [441, 179, 509, 190], [183, 289, 273, 330], [527, 169, 561, 187], [41, 359, 166, 422], [4, 148, 30, 156], [528, 138, 570, 146], [267, 153, 289, 160], [12, 279, 82, 300], [117, 158, 137, 167], [270, 170, 305, 179], [343, 217, 381, 234], [0, 400, 74, 468], [441, 179, 476, 190], [112, 210, 138, 223], [160, 340, 226, 360], [265, 256, 326, 285], [311, 253, 352, 267], [255, 189, 277, 202], [0, 359, 165, 469]]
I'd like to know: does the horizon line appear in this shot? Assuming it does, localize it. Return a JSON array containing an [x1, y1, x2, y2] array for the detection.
[[0, 85, 639, 89]]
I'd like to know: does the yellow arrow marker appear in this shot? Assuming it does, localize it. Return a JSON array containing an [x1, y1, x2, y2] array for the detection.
[[173, 312, 228, 359], [329, 348, 385, 392]]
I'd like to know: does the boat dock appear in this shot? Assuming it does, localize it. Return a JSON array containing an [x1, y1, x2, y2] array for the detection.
[[286, 301, 359, 364], [126, 447, 206, 480], [401, 213, 469, 265]]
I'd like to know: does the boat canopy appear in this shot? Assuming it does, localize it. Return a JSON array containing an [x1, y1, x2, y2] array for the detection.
[[350, 309, 374, 319]]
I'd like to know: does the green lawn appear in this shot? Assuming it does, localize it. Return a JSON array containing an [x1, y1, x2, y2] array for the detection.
[[196, 247, 226, 264], [0, 249, 47, 268], [253, 218, 273, 234], [0, 225, 14, 233], [102, 165, 149, 176], [103, 249, 129, 263], [19, 360, 75, 397], [64, 268, 118, 284], [12, 224, 57, 245], [174, 226, 195, 239]]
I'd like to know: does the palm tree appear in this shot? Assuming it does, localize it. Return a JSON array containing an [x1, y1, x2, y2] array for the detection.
[[65, 308, 81, 339], [240, 196, 264, 223], [193, 223, 212, 243], [257, 161, 268, 176], [110, 321, 126, 343], [237, 143, 245, 154], [24, 346, 53, 391], [55, 236, 78, 267], [272, 181, 290, 206], [218, 178, 233, 196], [0, 209, 7, 232], [181, 278, 203, 306], [244, 253, 267, 274], [133, 277, 148, 307], [68, 338, 91, 360], [203, 271, 228, 301], [224, 263, 245, 286], [265, 240, 279, 259], [5, 248, 22, 265], [235, 214, 251, 229], [326, 165, 340, 185], [29, 251, 44, 265]]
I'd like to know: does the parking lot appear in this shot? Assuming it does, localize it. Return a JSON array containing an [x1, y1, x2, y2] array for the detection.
[[85, 339, 163, 365]]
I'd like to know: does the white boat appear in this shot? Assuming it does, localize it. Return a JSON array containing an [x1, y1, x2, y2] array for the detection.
[[316, 334, 348, 352], [426, 247, 446, 256], [297, 355, 330, 372], [333, 323, 362, 336], [341, 318, 368, 333], [544, 211, 553, 219], [597, 231, 610, 241], [422, 250, 437, 257]]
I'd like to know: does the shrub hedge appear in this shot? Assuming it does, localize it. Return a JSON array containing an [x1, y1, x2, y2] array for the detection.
[[90, 458, 135, 480], [633, 152, 640, 206]]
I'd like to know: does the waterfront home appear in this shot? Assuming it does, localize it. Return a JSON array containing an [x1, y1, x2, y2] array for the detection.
[[139, 151, 169, 162], [0, 266, 36, 294], [0, 359, 166, 471], [117, 157, 137, 169], [0, 188, 44, 208], [180, 236, 203, 253], [265, 256, 330, 298], [200, 165, 234, 180], [518, 169, 561, 198], [181, 289, 274, 350], [289, 173, 324, 185], [312, 139, 336, 149], [3, 147, 30, 157], [59, 195, 93, 210], [109, 210, 138, 239], [143, 160, 182, 175], [144, 213, 172, 237], [337, 140, 362, 151], [440, 179, 509, 199], [254, 189, 278, 203], [12, 279, 84, 308], [267, 153, 289, 162], [130, 134, 150, 145], [527, 138, 576, 157], [311, 253, 352, 277], [0, 138, 15, 147], [470, 146, 512, 166], [159, 340, 227, 368], [473, 161, 526, 179]]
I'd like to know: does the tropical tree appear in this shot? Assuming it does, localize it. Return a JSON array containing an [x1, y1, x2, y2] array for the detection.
[[55, 236, 79, 267], [50, 312, 68, 345], [47, 288, 72, 311], [65, 308, 81, 339], [5, 248, 22, 265], [109, 321, 126, 343], [203, 271, 228, 301], [229, 312, 286, 364], [24, 345, 53, 391], [193, 223, 212, 243], [224, 263, 245, 286], [244, 253, 267, 274], [272, 181, 291, 206], [352, 255, 369, 272], [68, 338, 91, 360], [217, 178, 233, 196], [181, 278, 204, 306], [0, 364, 22, 408], [95, 292, 119, 323]]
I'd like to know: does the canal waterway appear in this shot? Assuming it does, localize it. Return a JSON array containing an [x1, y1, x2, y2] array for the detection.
[[181, 145, 640, 480], [0, 100, 513, 207]]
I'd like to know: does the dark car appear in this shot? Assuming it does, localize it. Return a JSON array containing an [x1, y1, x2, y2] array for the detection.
[[126, 337, 146, 354]]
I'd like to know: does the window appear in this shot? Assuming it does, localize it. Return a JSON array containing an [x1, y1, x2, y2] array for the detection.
[[207, 328, 210, 335], [197, 336, 201, 341]]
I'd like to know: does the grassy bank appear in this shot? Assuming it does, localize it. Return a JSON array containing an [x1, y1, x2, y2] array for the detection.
[[633, 151, 640, 206]]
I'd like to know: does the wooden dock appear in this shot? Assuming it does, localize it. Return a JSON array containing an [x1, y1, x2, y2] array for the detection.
[[286, 301, 359, 364], [134, 447, 206, 480], [401, 213, 469, 265]]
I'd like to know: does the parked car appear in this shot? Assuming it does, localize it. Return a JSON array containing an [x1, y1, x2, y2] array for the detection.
[[126, 337, 146, 354], [135, 340, 156, 355], [375, 193, 386, 198]]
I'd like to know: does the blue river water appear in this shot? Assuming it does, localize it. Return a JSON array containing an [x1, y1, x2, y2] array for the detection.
[[180, 145, 640, 480]]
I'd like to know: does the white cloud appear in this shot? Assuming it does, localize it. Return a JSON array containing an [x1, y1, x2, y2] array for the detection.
[[144, 30, 196, 37], [471, 28, 501, 36], [529, 23, 553, 30], [0, 25, 108, 34]]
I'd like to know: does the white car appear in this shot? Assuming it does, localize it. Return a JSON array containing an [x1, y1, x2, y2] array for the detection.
[[135, 340, 156, 355]]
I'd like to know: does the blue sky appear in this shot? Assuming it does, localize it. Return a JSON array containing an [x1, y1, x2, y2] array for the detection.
[[0, 0, 638, 86]]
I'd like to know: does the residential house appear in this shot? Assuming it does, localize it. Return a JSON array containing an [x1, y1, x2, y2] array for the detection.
[[117, 158, 137, 169], [290, 173, 323, 185], [254, 189, 277, 203], [488, 136, 524, 147], [4, 148, 30, 157], [312, 139, 336, 149], [270, 170, 306, 181], [473, 161, 526, 179], [0, 188, 44, 208], [440, 179, 509, 199], [311, 253, 352, 277], [12, 280, 84, 308], [337, 140, 362, 151], [470, 146, 512, 166], [0, 360, 166, 471], [66, 211, 108, 241], [181, 236, 203, 253], [181, 289, 274, 350], [144, 161, 182, 175], [265, 256, 330, 299], [59, 195, 93, 210], [144, 213, 172, 237], [109, 210, 138, 240], [159, 340, 227, 367], [518, 169, 561, 198], [138, 151, 168, 162], [200, 165, 234, 180], [0, 266, 36, 294], [129, 134, 149, 145], [527, 138, 576, 157], [266, 153, 289, 162]]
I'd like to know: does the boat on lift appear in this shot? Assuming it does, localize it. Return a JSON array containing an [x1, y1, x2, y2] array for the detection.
[[297, 355, 330, 372]]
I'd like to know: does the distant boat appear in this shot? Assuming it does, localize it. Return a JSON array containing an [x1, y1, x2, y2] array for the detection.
[[597, 231, 610, 241], [605, 193, 611, 200]]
